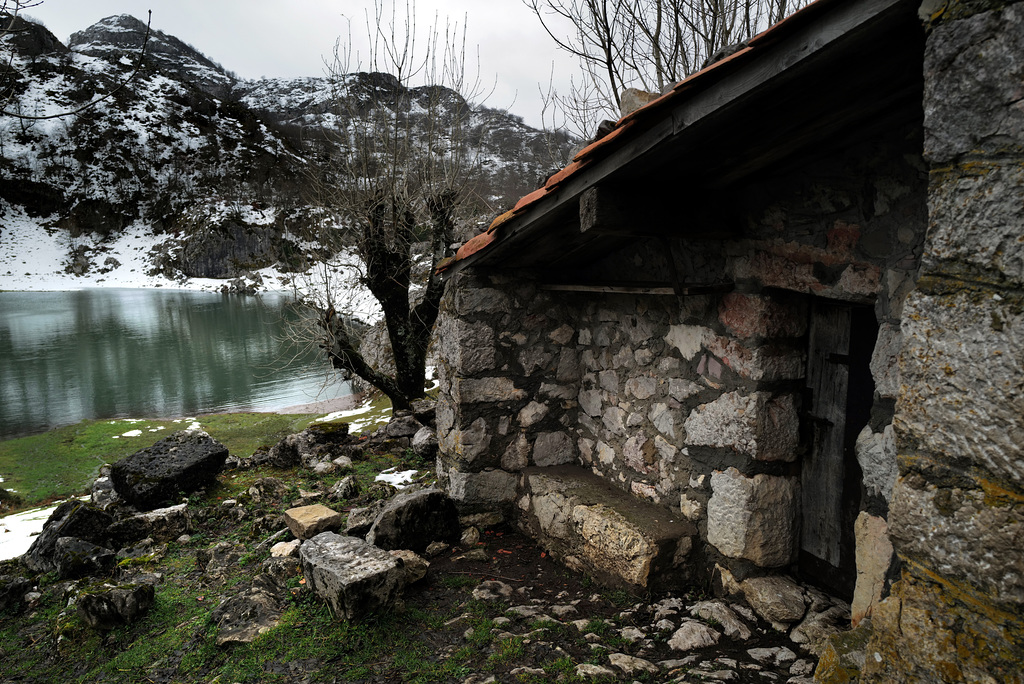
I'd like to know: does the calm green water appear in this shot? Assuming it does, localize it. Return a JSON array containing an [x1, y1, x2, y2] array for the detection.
[[0, 289, 351, 440]]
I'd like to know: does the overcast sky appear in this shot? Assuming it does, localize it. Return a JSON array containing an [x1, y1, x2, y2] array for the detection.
[[25, 0, 577, 129]]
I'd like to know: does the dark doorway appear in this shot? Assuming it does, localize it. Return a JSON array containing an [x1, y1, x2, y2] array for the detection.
[[800, 301, 877, 598]]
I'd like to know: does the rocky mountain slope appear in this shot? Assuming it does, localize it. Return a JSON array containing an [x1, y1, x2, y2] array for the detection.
[[0, 13, 571, 289]]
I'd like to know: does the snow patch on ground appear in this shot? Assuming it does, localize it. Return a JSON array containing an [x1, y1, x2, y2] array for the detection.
[[0, 497, 89, 562], [375, 468, 419, 489]]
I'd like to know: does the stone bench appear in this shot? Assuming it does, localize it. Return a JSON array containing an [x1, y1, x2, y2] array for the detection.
[[517, 465, 697, 592]]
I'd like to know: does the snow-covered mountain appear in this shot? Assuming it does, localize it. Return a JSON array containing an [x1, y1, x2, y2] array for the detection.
[[0, 13, 572, 291]]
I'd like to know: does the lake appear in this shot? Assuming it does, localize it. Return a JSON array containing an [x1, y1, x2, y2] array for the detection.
[[0, 289, 352, 440]]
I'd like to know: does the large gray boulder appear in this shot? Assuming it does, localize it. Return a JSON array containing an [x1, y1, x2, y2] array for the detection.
[[110, 430, 228, 510], [365, 488, 460, 553], [77, 582, 155, 630], [299, 532, 406, 621], [107, 503, 192, 547], [54, 537, 117, 580], [23, 500, 113, 574]]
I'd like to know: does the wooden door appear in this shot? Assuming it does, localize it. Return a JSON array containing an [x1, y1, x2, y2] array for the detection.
[[801, 301, 875, 598]]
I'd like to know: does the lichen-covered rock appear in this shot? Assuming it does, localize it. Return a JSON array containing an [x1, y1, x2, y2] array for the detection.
[[23, 500, 113, 574], [299, 532, 405, 621], [110, 430, 228, 510], [77, 582, 155, 630], [365, 488, 460, 553]]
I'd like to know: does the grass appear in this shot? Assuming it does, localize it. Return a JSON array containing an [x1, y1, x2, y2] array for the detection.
[[0, 412, 319, 510]]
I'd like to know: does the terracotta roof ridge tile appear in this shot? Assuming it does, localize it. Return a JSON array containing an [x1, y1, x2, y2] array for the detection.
[[486, 208, 517, 234], [572, 118, 638, 164], [454, 230, 497, 262], [543, 159, 588, 190]]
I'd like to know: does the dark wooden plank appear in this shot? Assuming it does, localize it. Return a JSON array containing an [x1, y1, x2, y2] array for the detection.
[[539, 282, 734, 296], [801, 302, 851, 566]]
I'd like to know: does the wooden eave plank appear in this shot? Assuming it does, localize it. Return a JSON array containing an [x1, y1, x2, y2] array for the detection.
[[447, 0, 913, 276]]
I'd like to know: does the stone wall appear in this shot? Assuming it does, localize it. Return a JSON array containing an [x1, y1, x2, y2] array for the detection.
[[435, 273, 582, 511], [860, 3, 1024, 681]]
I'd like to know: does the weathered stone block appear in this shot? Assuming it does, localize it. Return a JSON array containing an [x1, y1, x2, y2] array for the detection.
[[24, 500, 113, 574], [869, 322, 902, 400], [718, 293, 807, 340], [925, 163, 1024, 285], [77, 582, 155, 630], [453, 285, 511, 315], [520, 465, 696, 591], [284, 504, 343, 541], [702, 333, 805, 380], [739, 575, 807, 625], [532, 431, 574, 467], [707, 467, 799, 567], [54, 537, 116, 579], [888, 475, 1024, 605], [365, 488, 460, 553], [923, 4, 1024, 164], [684, 392, 799, 462], [501, 434, 530, 471], [578, 389, 603, 417], [447, 468, 517, 506], [453, 377, 527, 404], [438, 416, 493, 468], [517, 401, 549, 427], [625, 376, 656, 400], [107, 502, 192, 547], [299, 532, 405, 621], [898, 290, 1024, 485], [851, 512, 894, 627]]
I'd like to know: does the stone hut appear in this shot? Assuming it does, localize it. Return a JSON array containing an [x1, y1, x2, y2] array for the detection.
[[435, 0, 1023, 680]]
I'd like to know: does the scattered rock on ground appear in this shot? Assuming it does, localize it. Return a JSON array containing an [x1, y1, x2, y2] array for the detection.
[[110, 430, 228, 510], [54, 537, 117, 580], [284, 504, 343, 540], [299, 532, 406, 621], [212, 573, 289, 645], [23, 500, 113, 574], [77, 582, 155, 630], [365, 488, 460, 553]]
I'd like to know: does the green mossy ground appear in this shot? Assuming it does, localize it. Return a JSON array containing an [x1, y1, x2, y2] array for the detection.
[[0, 444, 652, 684]]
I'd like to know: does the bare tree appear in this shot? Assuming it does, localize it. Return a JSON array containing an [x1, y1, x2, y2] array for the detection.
[[307, 0, 486, 412], [526, 0, 808, 137]]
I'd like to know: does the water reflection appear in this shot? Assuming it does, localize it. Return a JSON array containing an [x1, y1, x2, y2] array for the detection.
[[0, 289, 350, 439]]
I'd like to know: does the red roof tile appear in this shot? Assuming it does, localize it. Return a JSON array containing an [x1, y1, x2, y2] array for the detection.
[[544, 159, 587, 190], [454, 230, 498, 261], [572, 119, 637, 163], [513, 186, 551, 213], [487, 208, 517, 234]]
